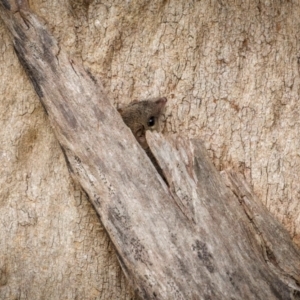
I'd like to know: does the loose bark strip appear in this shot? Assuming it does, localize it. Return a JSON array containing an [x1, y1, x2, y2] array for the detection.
[[1, 1, 299, 299]]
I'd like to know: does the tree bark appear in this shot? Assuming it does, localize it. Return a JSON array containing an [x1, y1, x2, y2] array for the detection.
[[1, 1, 299, 299]]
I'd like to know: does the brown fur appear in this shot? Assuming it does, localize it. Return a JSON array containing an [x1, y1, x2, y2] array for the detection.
[[118, 97, 167, 149], [118, 97, 168, 183]]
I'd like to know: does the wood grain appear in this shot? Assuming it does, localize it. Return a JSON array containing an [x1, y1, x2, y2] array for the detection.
[[1, 1, 299, 299]]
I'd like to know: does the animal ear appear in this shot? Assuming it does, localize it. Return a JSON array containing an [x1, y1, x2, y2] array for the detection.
[[131, 99, 139, 104], [155, 97, 167, 108]]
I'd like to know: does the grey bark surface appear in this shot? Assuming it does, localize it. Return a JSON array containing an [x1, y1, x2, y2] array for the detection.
[[1, 1, 300, 300], [1, 0, 300, 299], [86, 0, 300, 245], [0, 2, 135, 299]]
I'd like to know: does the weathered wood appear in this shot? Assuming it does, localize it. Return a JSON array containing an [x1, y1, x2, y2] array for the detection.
[[222, 170, 300, 287], [1, 1, 300, 299], [148, 132, 300, 298]]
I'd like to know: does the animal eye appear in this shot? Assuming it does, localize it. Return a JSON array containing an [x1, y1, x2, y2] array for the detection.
[[147, 116, 155, 127]]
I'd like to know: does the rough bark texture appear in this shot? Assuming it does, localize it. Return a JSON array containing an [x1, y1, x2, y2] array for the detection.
[[1, 0, 300, 299], [0, 2, 135, 300], [84, 0, 300, 244]]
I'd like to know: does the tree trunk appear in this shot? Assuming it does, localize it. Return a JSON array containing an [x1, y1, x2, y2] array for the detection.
[[1, 0, 300, 299], [1, 1, 300, 299]]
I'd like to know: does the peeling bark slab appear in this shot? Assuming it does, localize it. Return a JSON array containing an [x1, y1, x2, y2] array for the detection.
[[1, 1, 300, 299], [148, 131, 300, 299]]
